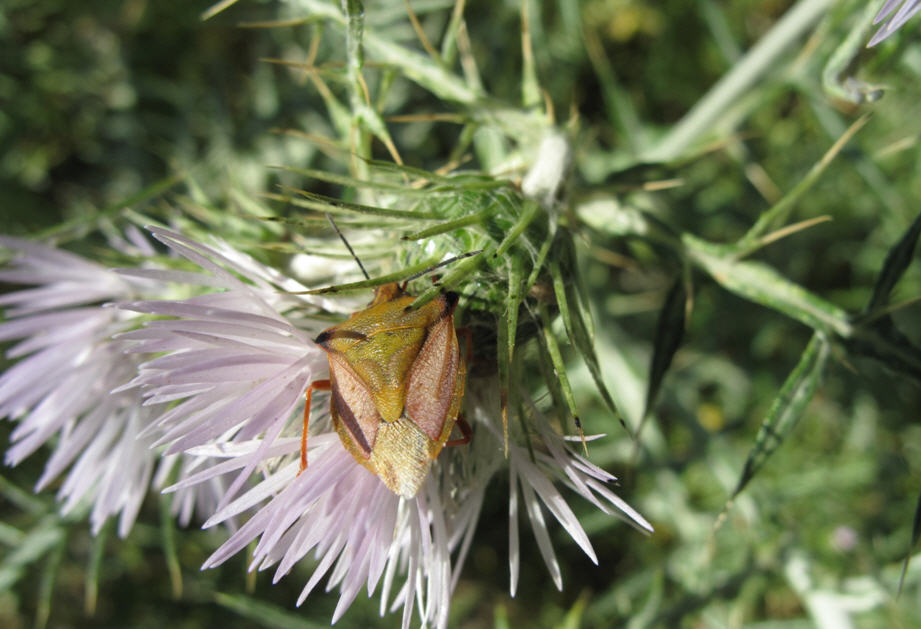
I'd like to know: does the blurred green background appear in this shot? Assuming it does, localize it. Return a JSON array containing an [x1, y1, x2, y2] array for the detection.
[[2, 0, 921, 627]]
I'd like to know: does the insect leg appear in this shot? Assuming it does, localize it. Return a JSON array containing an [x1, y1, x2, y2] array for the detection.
[[455, 325, 489, 447], [445, 416, 472, 446], [301, 379, 331, 473]]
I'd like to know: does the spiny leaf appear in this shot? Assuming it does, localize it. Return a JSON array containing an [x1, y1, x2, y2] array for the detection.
[[865, 210, 921, 312], [643, 275, 689, 420], [361, 157, 503, 187], [525, 234, 554, 292], [685, 233, 852, 337], [402, 208, 493, 241], [297, 255, 446, 295], [730, 332, 829, 501], [506, 255, 525, 362], [278, 187, 441, 219], [499, 255, 526, 454], [537, 303, 586, 451], [272, 165, 413, 193], [497, 307, 512, 455], [548, 255, 622, 426], [411, 242, 493, 307], [254, 241, 393, 259], [493, 200, 540, 259], [255, 200, 401, 228], [360, 13, 481, 103]]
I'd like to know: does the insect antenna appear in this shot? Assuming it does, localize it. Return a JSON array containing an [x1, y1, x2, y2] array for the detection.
[[326, 213, 370, 280]]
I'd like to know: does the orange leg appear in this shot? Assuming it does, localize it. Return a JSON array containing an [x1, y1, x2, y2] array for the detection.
[[300, 379, 331, 473], [445, 416, 472, 447]]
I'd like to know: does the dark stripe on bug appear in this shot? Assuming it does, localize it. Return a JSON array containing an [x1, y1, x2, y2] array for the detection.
[[331, 384, 374, 456], [315, 329, 368, 346]]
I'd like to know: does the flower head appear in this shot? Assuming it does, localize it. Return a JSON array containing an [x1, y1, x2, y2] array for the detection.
[[0, 235, 157, 534], [109, 226, 651, 627]]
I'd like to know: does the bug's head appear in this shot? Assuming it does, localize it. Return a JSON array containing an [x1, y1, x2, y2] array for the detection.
[[372, 282, 404, 303]]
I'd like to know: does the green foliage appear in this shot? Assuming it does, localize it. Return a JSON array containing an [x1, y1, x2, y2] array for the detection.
[[3, 0, 921, 627]]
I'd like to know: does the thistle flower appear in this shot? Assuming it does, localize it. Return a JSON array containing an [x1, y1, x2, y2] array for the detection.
[[869, 0, 921, 46], [112, 226, 651, 627], [0, 234, 159, 535], [0, 230, 240, 535]]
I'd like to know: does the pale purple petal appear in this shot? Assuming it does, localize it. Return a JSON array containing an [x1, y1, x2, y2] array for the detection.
[[0, 236, 171, 536], [869, 0, 921, 45], [518, 466, 563, 590]]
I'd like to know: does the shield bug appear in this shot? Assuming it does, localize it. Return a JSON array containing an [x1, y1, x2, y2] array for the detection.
[[299, 219, 473, 498], [303, 283, 468, 498]]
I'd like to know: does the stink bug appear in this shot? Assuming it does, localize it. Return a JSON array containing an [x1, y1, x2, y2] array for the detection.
[[301, 281, 469, 498]]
